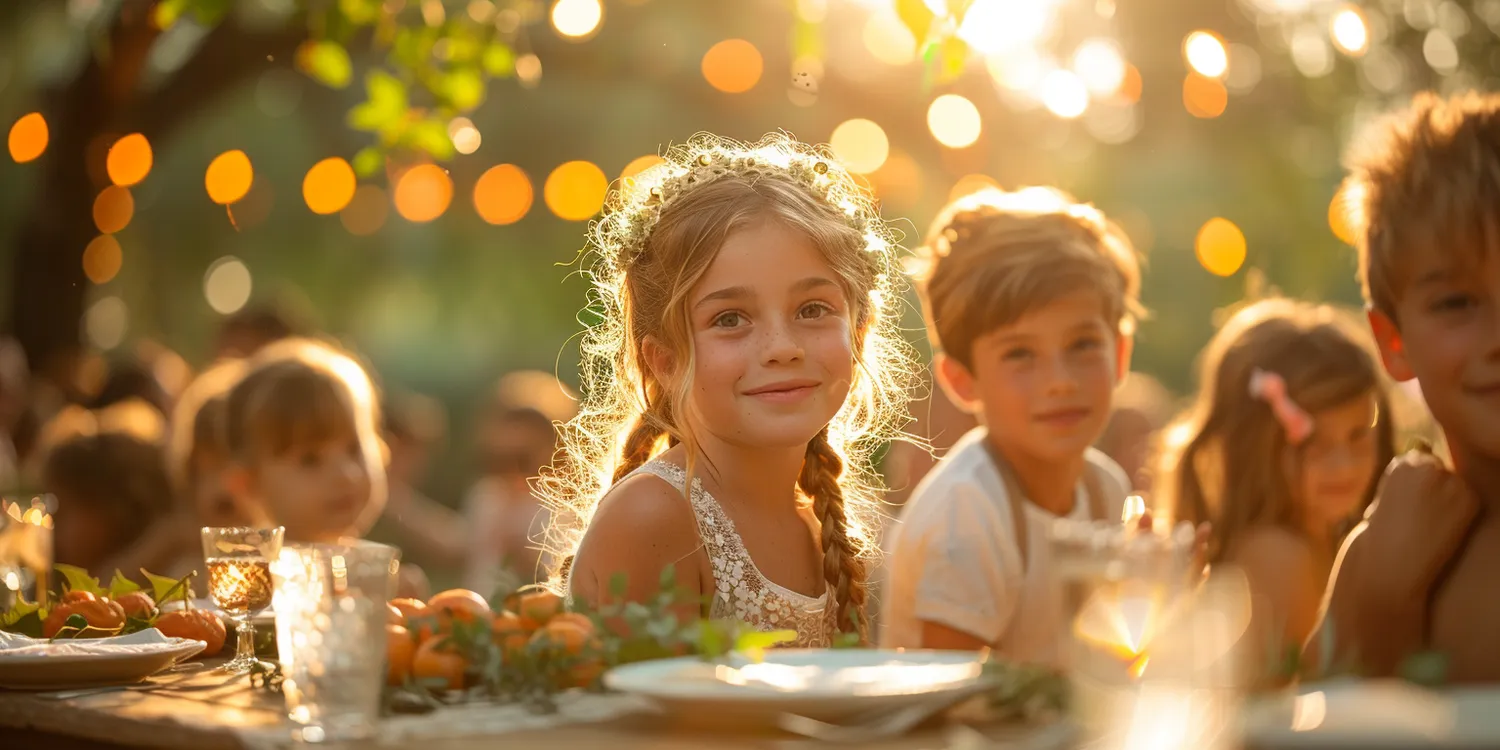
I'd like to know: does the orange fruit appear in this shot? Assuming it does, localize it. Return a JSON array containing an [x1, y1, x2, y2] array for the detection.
[[386, 603, 405, 626], [155, 609, 227, 655], [61, 590, 97, 604], [113, 591, 157, 619], [491, 610, 529, 661], [549, 612, 594, 632], [386, 624, 416, 686], [412, 637, 467, 692], [567, 658, 607, 689], [44, 598, 127, 638], [389, 597, 428, 621], [426, 589, 490, 629], [530, 618, 597, 657], [516, 590, 564, 631]]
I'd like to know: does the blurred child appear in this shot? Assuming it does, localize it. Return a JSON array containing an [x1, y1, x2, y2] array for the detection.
[[374, 391, 466, 575], [881, 187, 1139, 661], [1097, 372, 1173, 491], [214, 302, 303, 360], [222, 338, 427, 598], [1156, 299, 1394, 685], [464, 371, 574, 594], [40, 401, 174, 579], [1309, 92, 1500, 682]]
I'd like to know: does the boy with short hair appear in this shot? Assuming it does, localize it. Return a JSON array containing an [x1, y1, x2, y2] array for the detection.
[[1309, 92, 1500, 682], [880, 187, 1140, 661]]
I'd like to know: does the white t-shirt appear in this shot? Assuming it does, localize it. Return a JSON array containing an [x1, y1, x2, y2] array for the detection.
[[879, 428, 1129, 666]]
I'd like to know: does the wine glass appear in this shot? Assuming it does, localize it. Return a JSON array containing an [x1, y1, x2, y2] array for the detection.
[[201, 526, 284, 673]]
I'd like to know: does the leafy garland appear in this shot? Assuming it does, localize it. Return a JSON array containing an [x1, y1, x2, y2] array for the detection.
[[0, 565, 198, 640]]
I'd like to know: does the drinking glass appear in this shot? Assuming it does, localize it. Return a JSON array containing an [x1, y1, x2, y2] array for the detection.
[[201, 526, 284, 673], [272, 540, 399, 743], [0, 495, 54, 610]]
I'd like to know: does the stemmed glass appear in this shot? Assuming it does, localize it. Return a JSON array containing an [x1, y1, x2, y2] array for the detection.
[[201, 526, 284, 673]]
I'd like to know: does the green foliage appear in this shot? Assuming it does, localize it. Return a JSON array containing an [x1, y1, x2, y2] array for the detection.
[[107, 570, 142, 598], [302, 40, 354, 89], [54, 565, 105, 597], [143, 569, 196, 605], [0, 602, 42, 637]]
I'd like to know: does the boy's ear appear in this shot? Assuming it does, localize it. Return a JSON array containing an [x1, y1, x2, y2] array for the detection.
[[934, 353, 983, 415], [641, 335, 676, 384], [1367, 308, 1415, 382], [1114, 331, 1135, 386]]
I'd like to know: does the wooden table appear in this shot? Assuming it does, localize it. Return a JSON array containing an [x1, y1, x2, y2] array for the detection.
[[0, 662, 1069, 750]]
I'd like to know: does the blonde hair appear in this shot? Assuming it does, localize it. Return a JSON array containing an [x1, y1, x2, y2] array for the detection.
[[538, 133, 919, 637], [911, 187, 1143, 369], [222, 338, 385, 508], [1347, 91, 1500, 319], [1154, 299, 1396, 563], [167, 359, 246, 499]]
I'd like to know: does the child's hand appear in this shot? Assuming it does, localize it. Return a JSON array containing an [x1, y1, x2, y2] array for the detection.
[[1362, 450, 1479, 602]]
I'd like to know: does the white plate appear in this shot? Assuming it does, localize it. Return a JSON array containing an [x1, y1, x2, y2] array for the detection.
[[1242, 680, 1500, 749], [0, 629, 207, 690], [604, 648, 991, 726]]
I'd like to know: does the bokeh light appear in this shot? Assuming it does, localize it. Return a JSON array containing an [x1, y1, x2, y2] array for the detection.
[[448, 117, 482, 155], [8, 113, 48, 163], [302, 157, 356, 215], [1117, 64, 1143, 103], [1184, 31, 1229, 79], [1041, 70, 1089, 119], [82, 235, 123, 285], [1196, 217, 1247, 277], [516, 53, 543, 85], [949, 173, 1001, 203], [544, 161, 608, 221], [205, 150, 254, 205], [702, 39, 763, 93], [341, 184, 389, 236], [86, 296, 128, 350], [551, 0, 602, 39], [863, 10, 916, 66], [204, 256, 253, 315], [474, 164, 534, 225], [1184, 74, 1229, 118], [829, 118, 889, 174], [1329, 181, 1364, 245], [394, 164, 454, 223], [106, 133, 153, 187], [956, 0, 1053, 56], [1073, 39, 1127, 96], [620, 154, 664, 181], [927, 94, 983, 149], [869, 149, 923, 208], [92, 186, 134, 234], [1331, 6, 1369, 56]]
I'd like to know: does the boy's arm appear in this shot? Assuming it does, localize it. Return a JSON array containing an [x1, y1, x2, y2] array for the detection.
[[911, 485, 1017, 650]]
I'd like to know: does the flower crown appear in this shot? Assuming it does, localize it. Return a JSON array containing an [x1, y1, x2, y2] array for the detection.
[[594, 133, 885, 273]]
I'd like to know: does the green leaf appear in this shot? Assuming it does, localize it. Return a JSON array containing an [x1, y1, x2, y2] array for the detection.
[[108, 570, 141, 598], [607, 572, 627, 600], [348, 103, 390, 133], [352, 147, 385, 178], [735, 629, 797, 653], [368, 69, 407, 110], [153, 0, 189, 29], [3, 610, 43, 638], [658, 565, 677, 593], [0, 600, 41, 629], [122, 616, 153, 635], [1400, 651, 1449, 687], [405, 118, 455, 160], [895, 0, 935, 46], [832, 631, 861, 649], [444, 68, 486, 111], [696, 619, 726, 659], [338, 0, 381, 24], [55, 564, 104, 597], [144, 569, 194, 604], [302, 40, 354, 89], [482, 43, 515, 77]]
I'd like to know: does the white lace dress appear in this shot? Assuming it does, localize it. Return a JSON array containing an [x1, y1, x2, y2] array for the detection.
[[631, 460, 834, 648]]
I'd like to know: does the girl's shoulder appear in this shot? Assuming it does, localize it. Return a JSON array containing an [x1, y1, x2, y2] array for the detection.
[[1224, 526, 1323, 584], [581, 465, 702, 552]]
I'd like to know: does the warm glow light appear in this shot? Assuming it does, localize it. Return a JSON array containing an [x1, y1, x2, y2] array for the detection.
[[205, 150, 254, 205], [702, 39, 763, 93], [1183, 73, 1229, 118], [550, 0, 602, 39], [473, 164, 533, 225], [620, 155, 664, 181], [340, 184, 389, 236], [516, 53, 543, 85], [949, 173, 1001, 202], [393, 164, 454, 223], [1329, 181, 1364, 245], [448, 117, 482, 155], [302, 157, 357, 215], [83, 235, 123, 285], [106, 133, 153, 187], [544, 161, 608, 221], [1291, 691, 1327, 732], [1196, 217, 1247, 277], [829, 118, 889, 174], [8, 113, 48, 163], [1331, 6, 1369, 56], [1184, 31, 1229, 79], [927, 94, 982, 149], [1117, 64, 1143, 103], [1041, 70, 1089, 119], [92, 186, 134, 234], [986, 49, 1048, 93], [957, 0, 1053, 56], [86, 297, 128, 350], [869, 149, 923, 208], [1073, 39, 1127, 96], [863, 11, 916, 66], [204, 256, 253, 315]]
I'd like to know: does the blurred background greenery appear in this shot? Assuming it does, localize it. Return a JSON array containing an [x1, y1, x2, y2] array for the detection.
[[0, 0, 1486, 505]]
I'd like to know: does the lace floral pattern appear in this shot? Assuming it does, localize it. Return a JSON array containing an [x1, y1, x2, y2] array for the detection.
[[632, 461, 832, 648]]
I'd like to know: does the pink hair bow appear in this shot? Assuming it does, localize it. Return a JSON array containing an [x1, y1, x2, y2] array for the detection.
[[1248, 368, 1313, 445]]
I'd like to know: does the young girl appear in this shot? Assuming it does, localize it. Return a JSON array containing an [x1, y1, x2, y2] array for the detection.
[[1154, 298, 1395, 685], [221, 338, 428, 597], [540, 134, 918, 644]]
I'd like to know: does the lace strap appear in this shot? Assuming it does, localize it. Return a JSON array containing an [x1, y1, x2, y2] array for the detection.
[[630, 461, 745, 572]]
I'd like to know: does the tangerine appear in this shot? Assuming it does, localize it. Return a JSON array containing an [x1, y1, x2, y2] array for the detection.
[[516, 590, 564, 631], [388, 597, 428, 621], [386, 603, 405, 626], [491, 610, 529, 661], [412, 636, 467, 692], [386, 624, 416, 686], [44, 598, 127, 638], [114, 591, 157, 619], [426, 589, 490, 628], [155, 609, 227, 655]]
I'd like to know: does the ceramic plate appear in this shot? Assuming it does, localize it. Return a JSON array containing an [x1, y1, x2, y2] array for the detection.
[[1242, 680, 1500, 749], [0, 629, 207, 690]]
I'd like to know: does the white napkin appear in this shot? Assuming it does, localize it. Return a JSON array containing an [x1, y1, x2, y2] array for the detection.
[[0, 628, 198, 659]]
